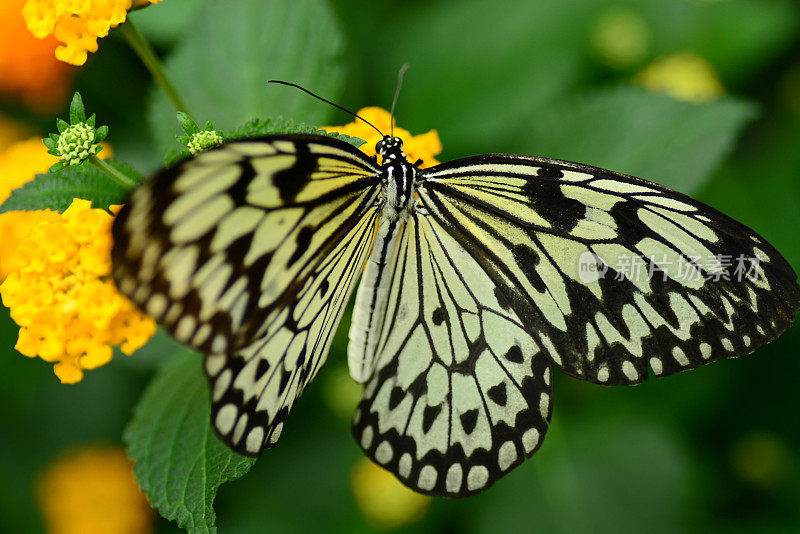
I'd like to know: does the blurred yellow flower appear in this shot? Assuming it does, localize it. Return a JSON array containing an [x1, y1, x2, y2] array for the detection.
[[22, 0, 163, 66], [590, 7, 651, 70], [351, 458, 430, 529], [324, 107, 443, 167], [0, 198, 157, 383], [730, 432, 790, 487], [0, 0, 72, 110], [38, 446, 153, 534], [634, 51, 725, 103]]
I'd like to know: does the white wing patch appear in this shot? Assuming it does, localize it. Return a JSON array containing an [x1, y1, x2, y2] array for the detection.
[[353, 206, 552, 497]]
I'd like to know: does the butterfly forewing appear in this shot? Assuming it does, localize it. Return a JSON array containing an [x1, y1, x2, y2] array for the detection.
[[418, 154, 800, 385], [353, 205, 552, 497], [112, 136, 380, 455]]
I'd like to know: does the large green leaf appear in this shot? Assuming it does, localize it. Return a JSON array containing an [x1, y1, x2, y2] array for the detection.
[[332, 0, 600, 158], [522, 87, 757, 194], [147, 0, 347, 152], [124, 346, 256, 534], [0, 160, 137, 213]]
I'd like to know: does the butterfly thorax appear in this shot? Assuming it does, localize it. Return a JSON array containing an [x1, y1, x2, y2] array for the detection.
[[377, 136, 416, 221]]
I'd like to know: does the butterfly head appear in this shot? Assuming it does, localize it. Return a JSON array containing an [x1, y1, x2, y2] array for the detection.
[[376, 136, 406, 163]]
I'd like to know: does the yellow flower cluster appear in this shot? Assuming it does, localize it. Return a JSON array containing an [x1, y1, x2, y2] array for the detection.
[[38, 446, 153, 534], [0, 136, 60, 277], [351, 458, 430, 529], [324, 107, 443, 167], [0, 199, 156, 383], [22, 0, 163, 66]]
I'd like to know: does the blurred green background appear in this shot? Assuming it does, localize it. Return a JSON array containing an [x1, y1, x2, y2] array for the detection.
[[1, 0, 800, 532]]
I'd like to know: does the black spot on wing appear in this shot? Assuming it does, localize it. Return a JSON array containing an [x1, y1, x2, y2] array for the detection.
[[513, 244, 546, 293], [504, 345, 524, 363], [422, 404, 442, 433], [432, 307, 446, 325], [460, 409, 479, 434], [389, 386, 405, 410], [273, 141, 315, 202], [522, 173, 585, 232], [254, 359, 270, 381], [493, 286, 512, 311], [228, 160, 255, 204], [288, 226, 313, 266], [487, 382, 507, 406], [536, 165, 563, 179]]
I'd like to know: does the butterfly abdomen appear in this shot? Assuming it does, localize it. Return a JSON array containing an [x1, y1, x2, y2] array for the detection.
[[349, 137, 418, 382]]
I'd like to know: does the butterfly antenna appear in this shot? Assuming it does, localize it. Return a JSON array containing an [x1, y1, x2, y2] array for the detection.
[[389, 64, 409, 137], [268, 80, 384, 137]]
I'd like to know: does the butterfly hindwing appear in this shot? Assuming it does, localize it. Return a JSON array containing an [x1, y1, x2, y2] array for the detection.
[[353, 205, 552, 497], [112, 135, 380, 455], [418, 154, 800, 385]]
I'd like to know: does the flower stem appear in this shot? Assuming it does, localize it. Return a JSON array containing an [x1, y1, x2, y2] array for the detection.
[[89, 156, 139, 190], [118, 19, 189, 114]]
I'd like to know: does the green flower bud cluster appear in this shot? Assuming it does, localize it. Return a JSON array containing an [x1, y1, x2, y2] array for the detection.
[[43, 92, 109, 172], [176, 112, 224, 155], [187, 129, 224, 154], [55, 123, 100, 165]]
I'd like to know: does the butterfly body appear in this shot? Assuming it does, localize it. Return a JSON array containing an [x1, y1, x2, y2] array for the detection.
[[349, 136, 419, 382], [112, 132, 800, 498]]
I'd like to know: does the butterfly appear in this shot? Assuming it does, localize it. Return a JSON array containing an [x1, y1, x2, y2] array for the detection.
[[112, 119, 800, 498]]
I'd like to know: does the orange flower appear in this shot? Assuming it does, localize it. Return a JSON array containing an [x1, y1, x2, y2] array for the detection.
[[0, 0, 71, 111]]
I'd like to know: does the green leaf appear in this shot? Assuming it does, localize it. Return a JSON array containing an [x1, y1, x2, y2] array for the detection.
[[56, 118, 69, 133], [95, 125, 109, 142], [164, 146, 193, 168], [42, 138, 55, 150], [177, 111, 201, 135], [522, 87, 758, 194], [69, 92, 86, 124], [124, 348, 256, 534], [223, 117, 365, 147], [0, 160, 137, 213], [147, 0, 346, 151], [336, 0, 598, 158]]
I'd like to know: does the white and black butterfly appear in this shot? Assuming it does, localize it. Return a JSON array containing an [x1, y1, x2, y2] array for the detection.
[[112, 117, 799, 497]]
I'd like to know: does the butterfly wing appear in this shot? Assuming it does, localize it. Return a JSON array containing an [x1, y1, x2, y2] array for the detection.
[[352, 204, 552, 497], [354, 152, 799, 497], [418, 154, 800, 385], [112, 135, 380, 455]]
